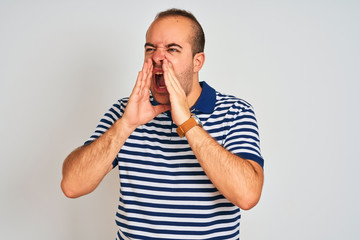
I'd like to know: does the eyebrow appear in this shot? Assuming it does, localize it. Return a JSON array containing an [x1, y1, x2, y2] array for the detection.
[[167, 43, 183, 49], [144, 43, 183, 49], [144, 43, 155, 48]]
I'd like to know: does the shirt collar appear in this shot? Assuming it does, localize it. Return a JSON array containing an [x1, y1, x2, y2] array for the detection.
[[191, 81, 216, 114], [151, 81, 216, 114]]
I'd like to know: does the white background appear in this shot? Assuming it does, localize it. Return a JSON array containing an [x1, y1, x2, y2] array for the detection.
[[1, 0, 359, 239]]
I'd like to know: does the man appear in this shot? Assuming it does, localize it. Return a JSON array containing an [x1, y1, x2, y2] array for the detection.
[[61, 8, 264, 239]]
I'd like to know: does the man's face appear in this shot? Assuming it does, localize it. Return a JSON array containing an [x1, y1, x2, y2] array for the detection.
[[145, 16, 195, 105]]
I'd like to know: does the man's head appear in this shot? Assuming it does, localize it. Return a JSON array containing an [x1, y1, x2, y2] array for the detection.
[[154, 8, 205, 56], [145, 9, 206, 105]]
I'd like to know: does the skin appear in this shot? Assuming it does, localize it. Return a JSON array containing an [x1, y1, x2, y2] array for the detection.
[[61, 16, 264, 210]]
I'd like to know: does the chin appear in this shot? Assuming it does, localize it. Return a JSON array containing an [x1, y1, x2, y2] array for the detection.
[[153, 94, 170, 105], [151, 88, 170, 105]]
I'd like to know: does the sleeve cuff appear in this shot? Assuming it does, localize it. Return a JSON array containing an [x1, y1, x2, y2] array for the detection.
[[235, 153, 264, 168]]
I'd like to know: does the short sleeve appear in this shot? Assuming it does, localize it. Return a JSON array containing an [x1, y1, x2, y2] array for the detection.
[[84, 98, 128, 168], [223, 101, 264, 168]]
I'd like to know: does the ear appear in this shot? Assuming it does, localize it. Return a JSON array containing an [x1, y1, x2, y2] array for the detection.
[[193, 52, 205, 73]]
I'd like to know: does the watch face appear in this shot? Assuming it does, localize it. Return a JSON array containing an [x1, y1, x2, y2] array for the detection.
[[193, 114, 203, 126]]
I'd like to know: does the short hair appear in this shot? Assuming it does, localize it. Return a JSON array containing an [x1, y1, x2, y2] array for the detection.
[[154, 8, 205, 56]]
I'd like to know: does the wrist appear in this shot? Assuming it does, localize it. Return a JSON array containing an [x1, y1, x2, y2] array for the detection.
[[117, 117, 136, 136], [176, 114, 202, 138], [178, 113, 192, 126]]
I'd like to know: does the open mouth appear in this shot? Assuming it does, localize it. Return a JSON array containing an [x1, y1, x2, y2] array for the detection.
[[154, 71, 166, 90]]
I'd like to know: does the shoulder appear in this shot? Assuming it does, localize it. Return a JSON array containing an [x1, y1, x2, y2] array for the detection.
[[108, 97, 129, 112], [214, 91, 254, 115], [99, 97, 129, 123]]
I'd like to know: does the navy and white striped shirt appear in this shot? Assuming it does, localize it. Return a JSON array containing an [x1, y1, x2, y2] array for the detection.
[[86, 82, 263, 240]]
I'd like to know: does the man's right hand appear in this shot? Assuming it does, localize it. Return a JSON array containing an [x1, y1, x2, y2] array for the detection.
[[121, 58, 170, 132], [61, 59, 169, 198]]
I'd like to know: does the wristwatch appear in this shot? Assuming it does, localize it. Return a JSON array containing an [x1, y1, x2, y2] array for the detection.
[[176, 114, 202, 138]]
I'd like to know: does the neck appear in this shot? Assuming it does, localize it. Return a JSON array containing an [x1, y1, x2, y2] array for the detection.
[[186, 79, 202, 108]]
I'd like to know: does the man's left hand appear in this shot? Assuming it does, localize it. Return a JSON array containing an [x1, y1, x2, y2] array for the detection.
[[162, 59, 191, 126]]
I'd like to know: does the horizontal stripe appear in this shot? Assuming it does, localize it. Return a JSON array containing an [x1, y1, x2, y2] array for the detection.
[[127, 134, 188, 144], [119, 157, 200, 168], [120, 199, 235, 210], [121, 182, 217, 193], [122, 142, 193, 155], [119, 174, 212, 185], [117, 215, 239, 229], [115, 219, 239, 237], [117, 204, 239, 219], [119, 150, 197, 161], [117, 226, 239, 240], [120, 190, 225, 202], [119, 165, 205, 176]]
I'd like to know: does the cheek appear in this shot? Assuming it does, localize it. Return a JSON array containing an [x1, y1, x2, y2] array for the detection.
[[164, 52, 176, 63], [144, 54, 151, 62], [164, 54, 188, 72]]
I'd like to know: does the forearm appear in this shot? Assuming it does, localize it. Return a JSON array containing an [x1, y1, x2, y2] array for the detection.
[[185, 126, 264, 210], [61, 118, 133, 198]]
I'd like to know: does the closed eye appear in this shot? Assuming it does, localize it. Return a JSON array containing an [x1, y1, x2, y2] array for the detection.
[[168, 48, 180, 53], [144, 43, 156, 53], [167, 43, 182, 53]]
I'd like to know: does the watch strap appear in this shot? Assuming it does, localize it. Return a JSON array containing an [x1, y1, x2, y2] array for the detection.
[[176, 115, 201, 137]]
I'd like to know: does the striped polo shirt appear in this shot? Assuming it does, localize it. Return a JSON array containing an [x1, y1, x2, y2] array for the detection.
[[86, 81, 263, 240]]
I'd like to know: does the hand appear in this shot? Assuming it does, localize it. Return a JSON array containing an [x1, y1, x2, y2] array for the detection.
[[163, 59, 191, 126], [122, 58, 170, 131]]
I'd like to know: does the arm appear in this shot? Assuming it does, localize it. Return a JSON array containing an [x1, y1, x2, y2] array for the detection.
[[61, 118, 132, 198], [185, 126, 263, 210], [61, 59, 169, 198], [163, 59, 263, 209]]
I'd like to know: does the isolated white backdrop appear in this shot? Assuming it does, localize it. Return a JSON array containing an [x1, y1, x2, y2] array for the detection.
[[1, 0, 359, 239]]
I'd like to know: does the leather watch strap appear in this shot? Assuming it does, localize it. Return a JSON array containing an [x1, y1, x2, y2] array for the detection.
[[176, 114, 201, 137]]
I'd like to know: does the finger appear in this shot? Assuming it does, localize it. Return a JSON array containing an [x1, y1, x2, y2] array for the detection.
[[163, 59, 176, 92], [166, 60, 182, 91], [132, 60, 150, 99], [144, 58, 153, 90], [172, 66, 186, 96], [132, 71, 143, 96], [139, 61, 149, 92], [164, 59, 185, 95], [139, 59, 151, 99]]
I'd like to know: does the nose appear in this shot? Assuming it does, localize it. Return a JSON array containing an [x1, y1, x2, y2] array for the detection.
[[152, 49, 165, 65]]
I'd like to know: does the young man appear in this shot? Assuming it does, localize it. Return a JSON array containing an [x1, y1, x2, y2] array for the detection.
[[61, 8, 264, 239]]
